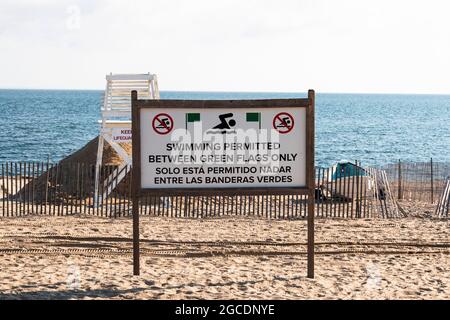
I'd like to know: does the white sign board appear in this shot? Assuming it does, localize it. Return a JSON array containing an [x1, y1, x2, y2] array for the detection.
[[112, 128, 132, 142], [139, 108, 306, 189]]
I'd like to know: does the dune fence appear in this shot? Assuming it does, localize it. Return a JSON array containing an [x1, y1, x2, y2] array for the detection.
[[381, 159, 450, 205], [0, 161, 409, 219], [435, 178, 450, 218]]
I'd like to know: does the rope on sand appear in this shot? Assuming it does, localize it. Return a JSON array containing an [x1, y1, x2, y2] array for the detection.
[[1, 234, 450, 247], [1, 233, 450, 246], [0, 247, 448, 258]]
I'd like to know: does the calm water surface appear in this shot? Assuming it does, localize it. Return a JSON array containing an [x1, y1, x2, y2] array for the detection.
[[0, 89, 449, 167]]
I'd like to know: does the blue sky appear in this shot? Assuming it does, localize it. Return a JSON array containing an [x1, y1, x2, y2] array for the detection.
[[0, 0, 449, 93]]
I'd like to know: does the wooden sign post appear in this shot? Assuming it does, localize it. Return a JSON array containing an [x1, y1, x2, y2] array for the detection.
[[131, 90, 315, 278]]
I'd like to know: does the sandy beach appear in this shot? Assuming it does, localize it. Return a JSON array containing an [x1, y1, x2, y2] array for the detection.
[[0, 201, 448, 300]]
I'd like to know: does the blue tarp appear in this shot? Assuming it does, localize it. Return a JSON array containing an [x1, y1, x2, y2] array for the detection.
[[331, 162, 367, 180]]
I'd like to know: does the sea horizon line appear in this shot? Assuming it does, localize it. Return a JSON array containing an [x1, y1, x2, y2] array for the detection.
[[1, 88, 450, 96]]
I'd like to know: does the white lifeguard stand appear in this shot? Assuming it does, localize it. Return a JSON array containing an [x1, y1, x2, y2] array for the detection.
[[94, 73, 160, 206]]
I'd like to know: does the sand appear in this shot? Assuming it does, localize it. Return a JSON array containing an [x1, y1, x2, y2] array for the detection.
[[0, 203, 448, 300]]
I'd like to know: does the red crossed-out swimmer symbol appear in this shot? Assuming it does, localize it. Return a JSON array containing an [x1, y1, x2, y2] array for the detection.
[[152, 113, 174, 135], [273, 112, 294, 134]]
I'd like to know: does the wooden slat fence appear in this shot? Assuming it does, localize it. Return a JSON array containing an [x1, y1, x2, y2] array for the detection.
[[435, 178, 450, 218], [1, 161, 398, 218], [382, 160, 450, 204]]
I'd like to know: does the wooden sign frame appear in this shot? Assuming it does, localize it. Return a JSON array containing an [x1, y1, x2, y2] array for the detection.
[[131, 90, 315, 278]]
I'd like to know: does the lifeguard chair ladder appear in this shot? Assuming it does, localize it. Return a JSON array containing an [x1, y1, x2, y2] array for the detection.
[[94, 73, 160, 206]]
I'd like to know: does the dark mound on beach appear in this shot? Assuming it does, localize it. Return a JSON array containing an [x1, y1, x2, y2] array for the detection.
[[60, 136, 131, 166], [17, 136, 133, 203]]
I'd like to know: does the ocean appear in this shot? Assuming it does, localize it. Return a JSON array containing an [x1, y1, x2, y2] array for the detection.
[[0, 89, 448, 167]]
